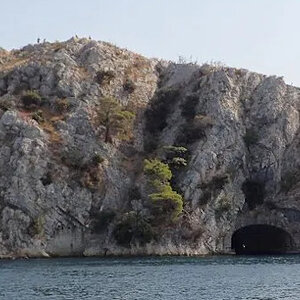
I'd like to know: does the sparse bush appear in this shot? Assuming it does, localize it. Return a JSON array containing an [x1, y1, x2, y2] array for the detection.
[[215, 196, 232, 218], [170, 157, 187, 168], [162, 145, 187, 158], [145, 87, 180, 135], [81, 166, 103, 190], [55, 98, 71, 112], [211, 174, 231, 190], [201, 174, 231, 190], [144, 87, 181, 152], [123, 78, 136, 93], [95, 70, 115, 85], [93, 152, 104, 165], [198, 174, 231, 207], [91, 210, 116, 233], [113, 212, 154, 246], [62, 148, 85, 169], [176, 123, 206, 145], [176, 114, 213, 147], [21, 90, 42, 107], [0, 99, 12, 111], [32, 110, 44, 124], [32, 215, 45, 237]]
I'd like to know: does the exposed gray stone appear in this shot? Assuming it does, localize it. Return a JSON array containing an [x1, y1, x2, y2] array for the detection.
[[0, 38, 299, 257]]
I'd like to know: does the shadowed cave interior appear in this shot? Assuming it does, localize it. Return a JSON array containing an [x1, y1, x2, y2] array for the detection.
[[231, 225, 294, 255]]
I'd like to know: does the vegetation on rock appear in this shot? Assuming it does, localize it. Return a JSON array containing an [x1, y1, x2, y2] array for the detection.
[[144, 87, 181, 152], [113, 211, 154, 246], [123, 78, 136, 93], [21, 90, 42, 107], [96, 96, 135, 143], [91, 210, 116, 234], [95, 70, 115, 85], [144, 159, 183, 221]]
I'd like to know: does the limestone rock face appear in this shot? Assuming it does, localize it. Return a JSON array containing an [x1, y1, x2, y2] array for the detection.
[[0, 39, 299, 257]]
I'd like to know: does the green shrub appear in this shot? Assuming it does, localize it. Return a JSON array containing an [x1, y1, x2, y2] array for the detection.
[[95, 70, 115, 85], [144, 159, 172, 184], [55, 98, 71, 112], [21, 90, 42, 107], [113, 212, 154, 246], [170, 157, 187, 168], [162, 145, 187, 158], [91, 210, 116, 233], [150, 184, 183, 220], [32, 110, 44, 124], [0, 99, 12, 111], [144, 159, 183, 221], [93, 152, 104, 164], [162, 145, 188, 169]]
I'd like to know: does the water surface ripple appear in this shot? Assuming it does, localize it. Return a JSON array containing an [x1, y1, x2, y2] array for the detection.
[[1, 255, 300, 299]]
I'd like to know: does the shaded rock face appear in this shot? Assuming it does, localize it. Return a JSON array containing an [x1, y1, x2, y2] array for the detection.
[[0, 39, 299, 257]]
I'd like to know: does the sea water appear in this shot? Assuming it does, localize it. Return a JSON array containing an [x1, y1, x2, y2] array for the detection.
[[1, 255, 300, 299]]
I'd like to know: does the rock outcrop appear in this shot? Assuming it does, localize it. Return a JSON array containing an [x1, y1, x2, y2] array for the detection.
[[0, 38, 299, 257]]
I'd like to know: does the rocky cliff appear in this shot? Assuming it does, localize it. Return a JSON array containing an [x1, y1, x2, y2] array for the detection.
[[0, 38, 299, 257]]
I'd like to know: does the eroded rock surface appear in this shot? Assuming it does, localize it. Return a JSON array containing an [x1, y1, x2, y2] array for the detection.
[[0, 38, 299, 257]]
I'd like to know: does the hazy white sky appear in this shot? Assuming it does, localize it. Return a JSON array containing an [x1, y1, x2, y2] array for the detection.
[[1, 0, 300, 85]]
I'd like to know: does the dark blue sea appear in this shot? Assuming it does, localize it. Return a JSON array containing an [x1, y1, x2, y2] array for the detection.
[[1, 255, 300, 299]]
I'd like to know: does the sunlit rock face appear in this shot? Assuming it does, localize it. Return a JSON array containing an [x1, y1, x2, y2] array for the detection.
[[0, 38, 299, 257]]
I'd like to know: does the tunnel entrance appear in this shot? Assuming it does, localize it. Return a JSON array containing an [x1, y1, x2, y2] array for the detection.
[[231, 225, 294, 255]]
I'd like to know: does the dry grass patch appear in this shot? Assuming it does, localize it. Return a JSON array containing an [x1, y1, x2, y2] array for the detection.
[[1, 57, 30, 72]]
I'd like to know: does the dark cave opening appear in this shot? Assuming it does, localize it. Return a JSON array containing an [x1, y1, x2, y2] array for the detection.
[[231, 225, 294, 255]]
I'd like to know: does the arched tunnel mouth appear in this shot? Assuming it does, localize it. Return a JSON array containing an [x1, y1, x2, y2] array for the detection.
[[231, 225, 295, 255]]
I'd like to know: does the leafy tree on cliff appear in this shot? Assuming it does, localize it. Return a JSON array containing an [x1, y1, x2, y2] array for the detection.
[[144, 159, 183, 221], [96, 97, 135, 143]]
